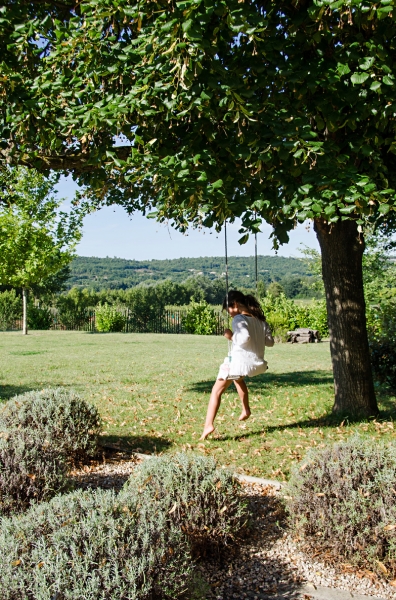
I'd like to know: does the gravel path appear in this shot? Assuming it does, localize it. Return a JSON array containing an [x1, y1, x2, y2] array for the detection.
[[71, 453, 396, 600]]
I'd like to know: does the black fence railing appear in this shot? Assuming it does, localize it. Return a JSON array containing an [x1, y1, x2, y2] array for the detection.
[[6, 309, 227, 335]]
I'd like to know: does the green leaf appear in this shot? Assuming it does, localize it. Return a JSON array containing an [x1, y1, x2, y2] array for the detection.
[[197, 172, 207, 182], [351, 72, 370, 85], [210, 179, 223, 189], [182, 19, 193, 32], [298, 184, 312, 195], [337, 63, 351, 76], [370, 81, 382, 92], [238, 234, 249, 245], [383, 76, 394, 86], [378, 204, 391, 214], [339, 205, 356, 215], [359, 57, 375, 71]]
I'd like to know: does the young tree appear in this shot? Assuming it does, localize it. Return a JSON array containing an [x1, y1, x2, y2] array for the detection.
[[0, 168, 83, 334], [2, 1, 396, 415]]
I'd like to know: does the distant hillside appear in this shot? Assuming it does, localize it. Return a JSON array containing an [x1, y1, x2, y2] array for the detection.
[[68, 255, 311, 290]]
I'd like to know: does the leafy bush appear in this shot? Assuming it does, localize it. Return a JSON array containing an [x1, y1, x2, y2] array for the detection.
[[121, 453, 250, 552], [261, 294, 328, 339], [27, 304, 53, 330], [287, 437, 396, 577], [298, 299, 328, 336], [0, 388, 101, 463], [0, 289, 21, 330], [0, 487, 193, 599], [182, 301, 220, 335], [367, 298, 396, 389], [95, 302, 126, 332], [0, 427, 68, 515]]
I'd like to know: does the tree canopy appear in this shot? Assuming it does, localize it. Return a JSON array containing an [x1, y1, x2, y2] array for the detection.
[[1, 0, 396, 241]]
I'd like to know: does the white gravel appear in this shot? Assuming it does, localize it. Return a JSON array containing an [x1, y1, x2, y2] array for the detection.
[[71, 454, 395, 600]]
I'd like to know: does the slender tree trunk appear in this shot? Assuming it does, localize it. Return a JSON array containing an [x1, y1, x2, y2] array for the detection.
[[314, 218, 378, 417], [22, 287, 28, 335]]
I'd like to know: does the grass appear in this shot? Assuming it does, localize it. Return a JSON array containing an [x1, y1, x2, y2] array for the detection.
[[1, 330, 395, 480]]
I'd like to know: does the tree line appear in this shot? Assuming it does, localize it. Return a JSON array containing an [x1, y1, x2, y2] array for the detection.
[[69, 255, 317, 298]]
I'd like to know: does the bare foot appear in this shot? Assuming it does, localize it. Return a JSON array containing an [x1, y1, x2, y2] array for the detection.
[[239, 410, 251, 422], [199, 425, 215, 440]]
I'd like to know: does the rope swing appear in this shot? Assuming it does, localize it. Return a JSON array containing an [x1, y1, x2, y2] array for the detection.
[[223, 219, 259, 302]]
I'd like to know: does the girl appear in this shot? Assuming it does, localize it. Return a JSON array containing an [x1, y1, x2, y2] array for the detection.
[[200, 290, 274, 440]]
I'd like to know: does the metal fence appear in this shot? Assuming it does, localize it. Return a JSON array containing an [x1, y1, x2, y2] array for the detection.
[[7, 308, 227, 335]]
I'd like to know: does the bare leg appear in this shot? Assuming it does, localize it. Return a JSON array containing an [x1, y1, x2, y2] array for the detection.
[[234, 378, 251, 421], [200, 379, 233, 440]]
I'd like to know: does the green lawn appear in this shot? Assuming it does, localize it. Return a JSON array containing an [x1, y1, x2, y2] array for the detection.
[[1, 331, 395, 479]]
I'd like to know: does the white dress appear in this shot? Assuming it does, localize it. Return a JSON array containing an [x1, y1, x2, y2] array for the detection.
[[217, 314, 274, 380]]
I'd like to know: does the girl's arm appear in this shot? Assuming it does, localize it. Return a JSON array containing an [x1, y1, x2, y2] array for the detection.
[[224, 328, 233, 340], [264, 321, 275, 347]]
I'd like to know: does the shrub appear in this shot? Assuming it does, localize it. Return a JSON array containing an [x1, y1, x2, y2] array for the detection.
[[27, 304, 53, 330], [182, 301, 220, 335], [0, 388, 101, 463], [121, 453, 250, 552], [297, 299, 329, 337], [261, 294, 328, 339], [367, 299, 396, 389], [0, 487, 193, 599], [0, 289, 21, 330], [0, 427, 69, 515], [287, 436, 396, 577], [95, 302, 126, 332]]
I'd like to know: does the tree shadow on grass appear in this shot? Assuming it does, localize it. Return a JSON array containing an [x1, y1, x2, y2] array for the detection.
[[0, 382, 80, 403], [189, 370, 396, 442], [99, 434, 172, 455], [189, 369, 335, 395], [0, 384, 47, 402]]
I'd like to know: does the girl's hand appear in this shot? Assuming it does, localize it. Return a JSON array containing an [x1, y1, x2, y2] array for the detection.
[[223, 328, 233, 340]]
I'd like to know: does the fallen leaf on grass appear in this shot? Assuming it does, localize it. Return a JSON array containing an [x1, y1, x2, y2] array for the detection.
[[169, 502, 177, 515], [375, 560, 388, 575]]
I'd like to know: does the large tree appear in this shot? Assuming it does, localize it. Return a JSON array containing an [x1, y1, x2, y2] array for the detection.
[[1, 0, 396, 415], [0, 167, 83, 334]]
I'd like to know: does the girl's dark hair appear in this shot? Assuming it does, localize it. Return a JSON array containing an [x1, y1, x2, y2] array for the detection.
[[222, 290, 265, 321]]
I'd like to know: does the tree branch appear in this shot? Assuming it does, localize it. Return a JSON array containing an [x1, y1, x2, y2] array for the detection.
[[1, 147, 132, 174]]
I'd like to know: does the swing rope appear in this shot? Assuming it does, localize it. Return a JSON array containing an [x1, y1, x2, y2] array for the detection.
[[224, 220, 232, 356], [255, 232, 258, 293], [224, 218, 229, 309]]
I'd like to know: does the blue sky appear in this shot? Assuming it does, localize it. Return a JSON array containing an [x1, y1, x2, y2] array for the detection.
[[57, 176, 320, 261]]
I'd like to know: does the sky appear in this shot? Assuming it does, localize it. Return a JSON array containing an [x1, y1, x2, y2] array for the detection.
[[57, 175, 320, 261]]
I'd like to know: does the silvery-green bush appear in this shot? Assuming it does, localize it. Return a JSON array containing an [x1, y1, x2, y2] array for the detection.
[[121, 453, 250, 553], [0, 487, 193, 600], [0, 388, 101, 463], [287, 436, 396, 577], [0, 427, 69, 515]]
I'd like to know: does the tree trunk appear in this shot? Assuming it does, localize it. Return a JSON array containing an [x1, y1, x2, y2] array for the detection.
[[22, 287, 28, 335], [314, 218, 378, 417]]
